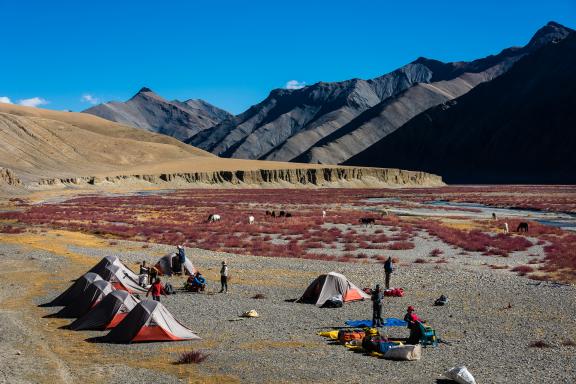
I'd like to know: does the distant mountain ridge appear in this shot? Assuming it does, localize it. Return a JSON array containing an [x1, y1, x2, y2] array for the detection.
[[345, 30, 576, 183], [188, 22, 572, 165], [83, 87, 232, 140]]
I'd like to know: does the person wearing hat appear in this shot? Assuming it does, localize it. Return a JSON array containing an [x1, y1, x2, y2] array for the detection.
[[404, 306, 423, 344], [371, 284, 384, 327], [177, 245, 186, 274], [219, 261, 229, 293]]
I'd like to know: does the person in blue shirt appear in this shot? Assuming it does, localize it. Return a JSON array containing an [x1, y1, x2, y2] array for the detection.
[[177, 245, 186, 274]]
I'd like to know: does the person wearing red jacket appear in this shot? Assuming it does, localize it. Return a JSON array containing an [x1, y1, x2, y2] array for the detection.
[[404, 306, 423, 344], [147, 278, 167, 302]]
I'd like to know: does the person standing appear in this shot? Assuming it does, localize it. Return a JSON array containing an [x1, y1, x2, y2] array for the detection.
[[177, 245, 186, 274], [384, 256, 394, 289], [138, 261, 149, 287], [219, 261, 229, 293], [148, 265, 158, 284], [371, 284, 384, 327], [146, 278, 166, 302]]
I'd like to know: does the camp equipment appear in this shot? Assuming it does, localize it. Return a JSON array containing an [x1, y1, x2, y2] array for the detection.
[[43, 272, 103, 307], [155, 253, 196, 276], [103, 300, 201, 343], [337, 329, 365, 344], [69, 290, 140, 330], [383, 287, 404, 297], [240, 309, 260, 318], [99, 264, 147, 294], [418, 322, 438, 347], [443, 366, 476, 384], [384, 344, 422, 361], [53, 280, 114, 318], [297, 272, 369, 307], [345, 318, 407, 328], [434, 295, 449, 306], [89, 256, 139, 282]]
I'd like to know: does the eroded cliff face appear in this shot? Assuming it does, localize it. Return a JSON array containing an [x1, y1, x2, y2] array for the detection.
[[34, 167, 444, 189], [0, 168, 22, 186]]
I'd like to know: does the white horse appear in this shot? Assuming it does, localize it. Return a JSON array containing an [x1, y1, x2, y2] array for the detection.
[[207, 214, 221, 223], [504, 222, 509, 234], [248, 215, 255, 225], [322, 210, 326, 219]]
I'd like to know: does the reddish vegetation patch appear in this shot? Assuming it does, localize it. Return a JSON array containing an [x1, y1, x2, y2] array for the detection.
[[413, 258, 427, 264], [429, 248, 444, 257], [0, 225, 26, 234], [511, 265, 535, 276]]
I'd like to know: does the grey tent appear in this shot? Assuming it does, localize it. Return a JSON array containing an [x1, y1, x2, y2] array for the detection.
[[99, 264, 147, 294], [69, 290, 140, 330], [103, 300, 201, 343], [53, 280, 114, 318], [155, 253, 196, 276], [88, 256, 139, 282], [43, 272, 103, 307], [298, 272, 369, 307]]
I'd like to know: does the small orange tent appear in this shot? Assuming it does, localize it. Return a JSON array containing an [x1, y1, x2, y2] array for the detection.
[[298, 272, 369, 307]]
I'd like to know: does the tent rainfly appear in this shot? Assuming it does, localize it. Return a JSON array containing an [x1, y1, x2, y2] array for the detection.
[[88, 256, 139, 282], [298, 272, 369, 307], [99, 264, 147, 294], [69, 290, 140, 330], [155, 253, 196, 276], [53, 280, 114, 318], [103, 300, 201, 343], [43, 272, 103, 307]]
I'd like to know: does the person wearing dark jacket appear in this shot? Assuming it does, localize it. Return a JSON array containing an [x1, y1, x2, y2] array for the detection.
[[384, 256, 394, 289], [177, 245, 186, 274], [371, 284, 384, 327], [147, 278, 166, 301], [219, 261, 229, 293]]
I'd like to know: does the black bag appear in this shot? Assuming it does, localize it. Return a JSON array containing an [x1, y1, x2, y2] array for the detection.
[[434, 295, 448, 306], [164, 282, 176, 295], [321, 299, 343, 308]]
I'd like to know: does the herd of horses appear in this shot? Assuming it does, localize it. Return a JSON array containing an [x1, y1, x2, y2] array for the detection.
[[206, 211, 531, 234]]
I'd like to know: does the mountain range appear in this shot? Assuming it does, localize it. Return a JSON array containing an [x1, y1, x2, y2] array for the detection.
[[84, 88, 232, 140], [345, 30, 576, 183], [83, 22, 575, 183]]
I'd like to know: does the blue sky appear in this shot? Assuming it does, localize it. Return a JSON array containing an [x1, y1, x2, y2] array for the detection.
[[0, 0, 573, 114]]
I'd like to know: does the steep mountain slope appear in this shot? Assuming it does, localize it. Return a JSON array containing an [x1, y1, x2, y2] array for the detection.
[[345, 32, 576, 184], [189, 22, 572, 164], [83, 88, 232, 140]]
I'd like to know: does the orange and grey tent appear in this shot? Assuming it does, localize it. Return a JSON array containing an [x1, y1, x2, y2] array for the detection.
[[53, 280, 114, 318], [89, 256, 139, 282], [298, 272, 369, 307], [69, 290, 140, 330], [155, 253, 196, 276], [43, 272, 103, 307], [99, 264, 147, 294], [103, 300, 201, 343]]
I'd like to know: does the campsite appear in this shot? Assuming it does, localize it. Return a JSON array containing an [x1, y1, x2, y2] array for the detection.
[[0, 186, 575, 383]]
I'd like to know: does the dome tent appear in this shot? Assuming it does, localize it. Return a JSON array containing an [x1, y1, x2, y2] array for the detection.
[[69, 290, 140, 330], [99, 264, 147, 294], [42, 272, 102, 307], [53, 280, 114, 318], [88, 256, 139, 282], [154, 253, 196, 276], [103, 300, 201, 343], [298, 272, 369, 307]]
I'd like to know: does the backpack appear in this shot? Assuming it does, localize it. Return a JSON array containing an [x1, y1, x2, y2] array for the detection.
[[164, 282, 176, 295]]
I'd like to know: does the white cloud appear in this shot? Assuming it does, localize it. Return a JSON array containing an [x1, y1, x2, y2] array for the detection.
[[81, 94, 100, 105], [18, 97, 48, 108], [0, 96, 12, 104], [285, 80, 306, 90]]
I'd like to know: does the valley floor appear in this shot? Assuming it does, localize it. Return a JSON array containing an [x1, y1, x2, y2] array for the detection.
[[0, 228, 575, 383]]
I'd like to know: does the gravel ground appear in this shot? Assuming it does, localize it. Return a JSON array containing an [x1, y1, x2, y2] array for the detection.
[[1, 231, 576, 383]]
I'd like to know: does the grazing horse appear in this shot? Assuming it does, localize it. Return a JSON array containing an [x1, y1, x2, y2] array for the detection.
[[322, 210, 326, 219], [359, 218, 376, 227], [207, 214, 221, 223], [285, 212, 292, 218], [517, 222, 529, 232], [279, 211, 286, 217], [248, 215, 255, 225], [504, 222, 509, 234]]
